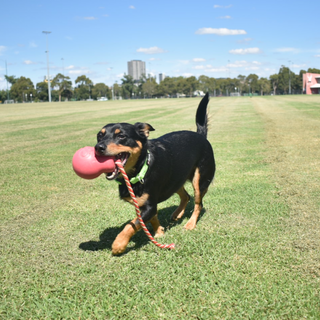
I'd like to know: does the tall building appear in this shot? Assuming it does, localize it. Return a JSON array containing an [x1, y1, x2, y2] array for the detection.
[[159, 73, 165, 83], [127, 60, 146, 82]]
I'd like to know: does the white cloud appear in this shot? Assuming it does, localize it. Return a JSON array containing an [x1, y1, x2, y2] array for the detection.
[[192, 65, 228, 73], [178, 60, 190, 65], [129, 5, 135, 9], [193, 58, 206, 62], [181, 73, 195, 77], [193, 65, 205, 70], [195, 28, 247, 35], [219, 15, 231, 19], [292, 63, 306, 68], [237, 38, 253, 44], [274, 47, 298, 53], [228, 60, 263, 71], [229, 47, 262, 55], [137, 46, 167, 54], [67, 66, 91, 75], [29, 41, 37, 48], [315, 55, 320, 58], [24, 60, 37, 65], [193, 61, 264, 74], [206, 67, 229, 73], [83, 16, 98, 20], [0, 46, 7, 55], [69, 69, 91, 75], [214, 4, 232, 8]]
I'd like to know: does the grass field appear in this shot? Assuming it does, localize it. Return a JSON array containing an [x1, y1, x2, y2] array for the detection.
[[1, 96, 319, 319]]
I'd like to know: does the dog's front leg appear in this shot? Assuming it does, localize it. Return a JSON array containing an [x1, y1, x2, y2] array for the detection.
[[112, 218, 141, 255], [112, 201, 158, 255]]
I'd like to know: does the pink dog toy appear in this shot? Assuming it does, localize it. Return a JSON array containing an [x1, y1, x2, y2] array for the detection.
[[72, 146, 116, 179]]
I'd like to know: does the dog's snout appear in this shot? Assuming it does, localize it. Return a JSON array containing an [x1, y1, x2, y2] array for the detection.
[[95, 143, 106, 155]]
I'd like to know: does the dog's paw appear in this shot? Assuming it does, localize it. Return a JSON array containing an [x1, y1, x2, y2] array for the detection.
[[184, 219, 196, 230], [154, 226, 165, 238], [111, 241, 127, 255], [111, 234, 129, 255]]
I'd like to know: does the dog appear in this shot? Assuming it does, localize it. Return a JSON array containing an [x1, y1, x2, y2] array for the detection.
[[95, 93, 215, 255]]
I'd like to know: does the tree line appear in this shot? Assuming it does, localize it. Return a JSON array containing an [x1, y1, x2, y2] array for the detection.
[[1, 66, 319, 103]]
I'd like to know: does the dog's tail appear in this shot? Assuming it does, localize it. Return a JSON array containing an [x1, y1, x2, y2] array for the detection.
[[195, 92, 209, 138]]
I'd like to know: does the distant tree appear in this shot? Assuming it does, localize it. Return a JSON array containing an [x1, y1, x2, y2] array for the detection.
[[258, 77, 271, 95], [269, 74, 279, 95], [278, 66, 291, 94], [307, 68, 320, 74], [52, 73, 73, 102], [225, 78, 237, 96], [198, 75, 214, 94], [181, 76, 199, 96], [92, 83, 111, 100], [36, 81, 49, 101], [0, 90, 8, 103], [4, 75, 18, 86], [246, 74, 259, 94], [237, 75, 246, 95], [74, 75, 93, 100], [296, 70, 307, 93], [121, 74, 135, 99], [157, 77, 180, 97], [142, 77, 158, 98], [10, 76, 35, 102], [215, 78, 225, 96], [113, 82, 121, 99]]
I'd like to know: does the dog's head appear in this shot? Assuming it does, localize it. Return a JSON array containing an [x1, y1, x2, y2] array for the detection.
[[95, 122, 155, 180]]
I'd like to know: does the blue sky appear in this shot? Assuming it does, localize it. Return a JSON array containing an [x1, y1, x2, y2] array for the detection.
[[0, 0, 319, 89]]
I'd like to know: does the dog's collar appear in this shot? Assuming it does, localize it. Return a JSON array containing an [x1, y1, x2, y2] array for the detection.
[[115, 150, 150, 185]]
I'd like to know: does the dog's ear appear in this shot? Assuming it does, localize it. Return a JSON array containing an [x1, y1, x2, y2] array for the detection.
[[134, 122, 155, 138]]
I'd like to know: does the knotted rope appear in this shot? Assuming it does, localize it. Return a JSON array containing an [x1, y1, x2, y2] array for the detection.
[[115, 160, 175, 250]]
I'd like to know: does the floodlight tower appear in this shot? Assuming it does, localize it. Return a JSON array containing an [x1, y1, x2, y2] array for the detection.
[[43, 31, 52, 102], [5, 60, 9, 100], [288, 60, 291, 94]]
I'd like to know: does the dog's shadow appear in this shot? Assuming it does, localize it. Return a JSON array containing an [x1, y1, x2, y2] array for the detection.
[[79, 198, 206, 254]]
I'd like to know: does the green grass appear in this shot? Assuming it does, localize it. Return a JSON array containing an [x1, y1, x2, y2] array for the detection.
[[1, 96, 320, 319]]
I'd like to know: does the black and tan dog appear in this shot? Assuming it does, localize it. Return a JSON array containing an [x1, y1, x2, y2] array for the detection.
[[95, 93, 215, 255]]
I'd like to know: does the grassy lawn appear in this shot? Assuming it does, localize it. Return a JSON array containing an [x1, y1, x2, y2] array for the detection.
[[1, 96, 319, 319]]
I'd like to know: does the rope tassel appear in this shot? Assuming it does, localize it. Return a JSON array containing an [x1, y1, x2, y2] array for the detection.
[[115, 160, 175, 250]]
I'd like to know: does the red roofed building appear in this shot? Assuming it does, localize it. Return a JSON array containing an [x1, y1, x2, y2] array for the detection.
[[303, 73, 320, 94]]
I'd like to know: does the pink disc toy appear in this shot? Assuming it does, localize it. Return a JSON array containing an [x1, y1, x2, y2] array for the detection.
[[72, 146, 116, 179]]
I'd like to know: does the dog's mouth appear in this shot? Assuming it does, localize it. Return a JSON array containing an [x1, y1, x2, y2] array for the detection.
[[105, 152, 130, 180]]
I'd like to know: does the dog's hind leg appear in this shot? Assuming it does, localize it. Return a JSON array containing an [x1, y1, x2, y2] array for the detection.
[[184, 168, 208, 230], [171, 186, 191, 221]]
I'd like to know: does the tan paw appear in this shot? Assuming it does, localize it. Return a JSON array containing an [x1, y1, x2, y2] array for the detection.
[[184, 219, 196, 230], [154, 226, 165, 238], [111, 240, 127, 255]]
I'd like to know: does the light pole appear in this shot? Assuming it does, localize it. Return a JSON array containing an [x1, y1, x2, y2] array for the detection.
[[61, 58, 65, 77], [5, 60, 9, 100], [288, 60, 291, 94], [43, 31, 52, 102]]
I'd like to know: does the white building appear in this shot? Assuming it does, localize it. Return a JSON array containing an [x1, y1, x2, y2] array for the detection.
[[127, 60, 146, 82]]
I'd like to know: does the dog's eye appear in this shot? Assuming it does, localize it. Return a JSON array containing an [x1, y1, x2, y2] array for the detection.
[[117, 133, 126, 140], [97, 132, 104, 141]]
